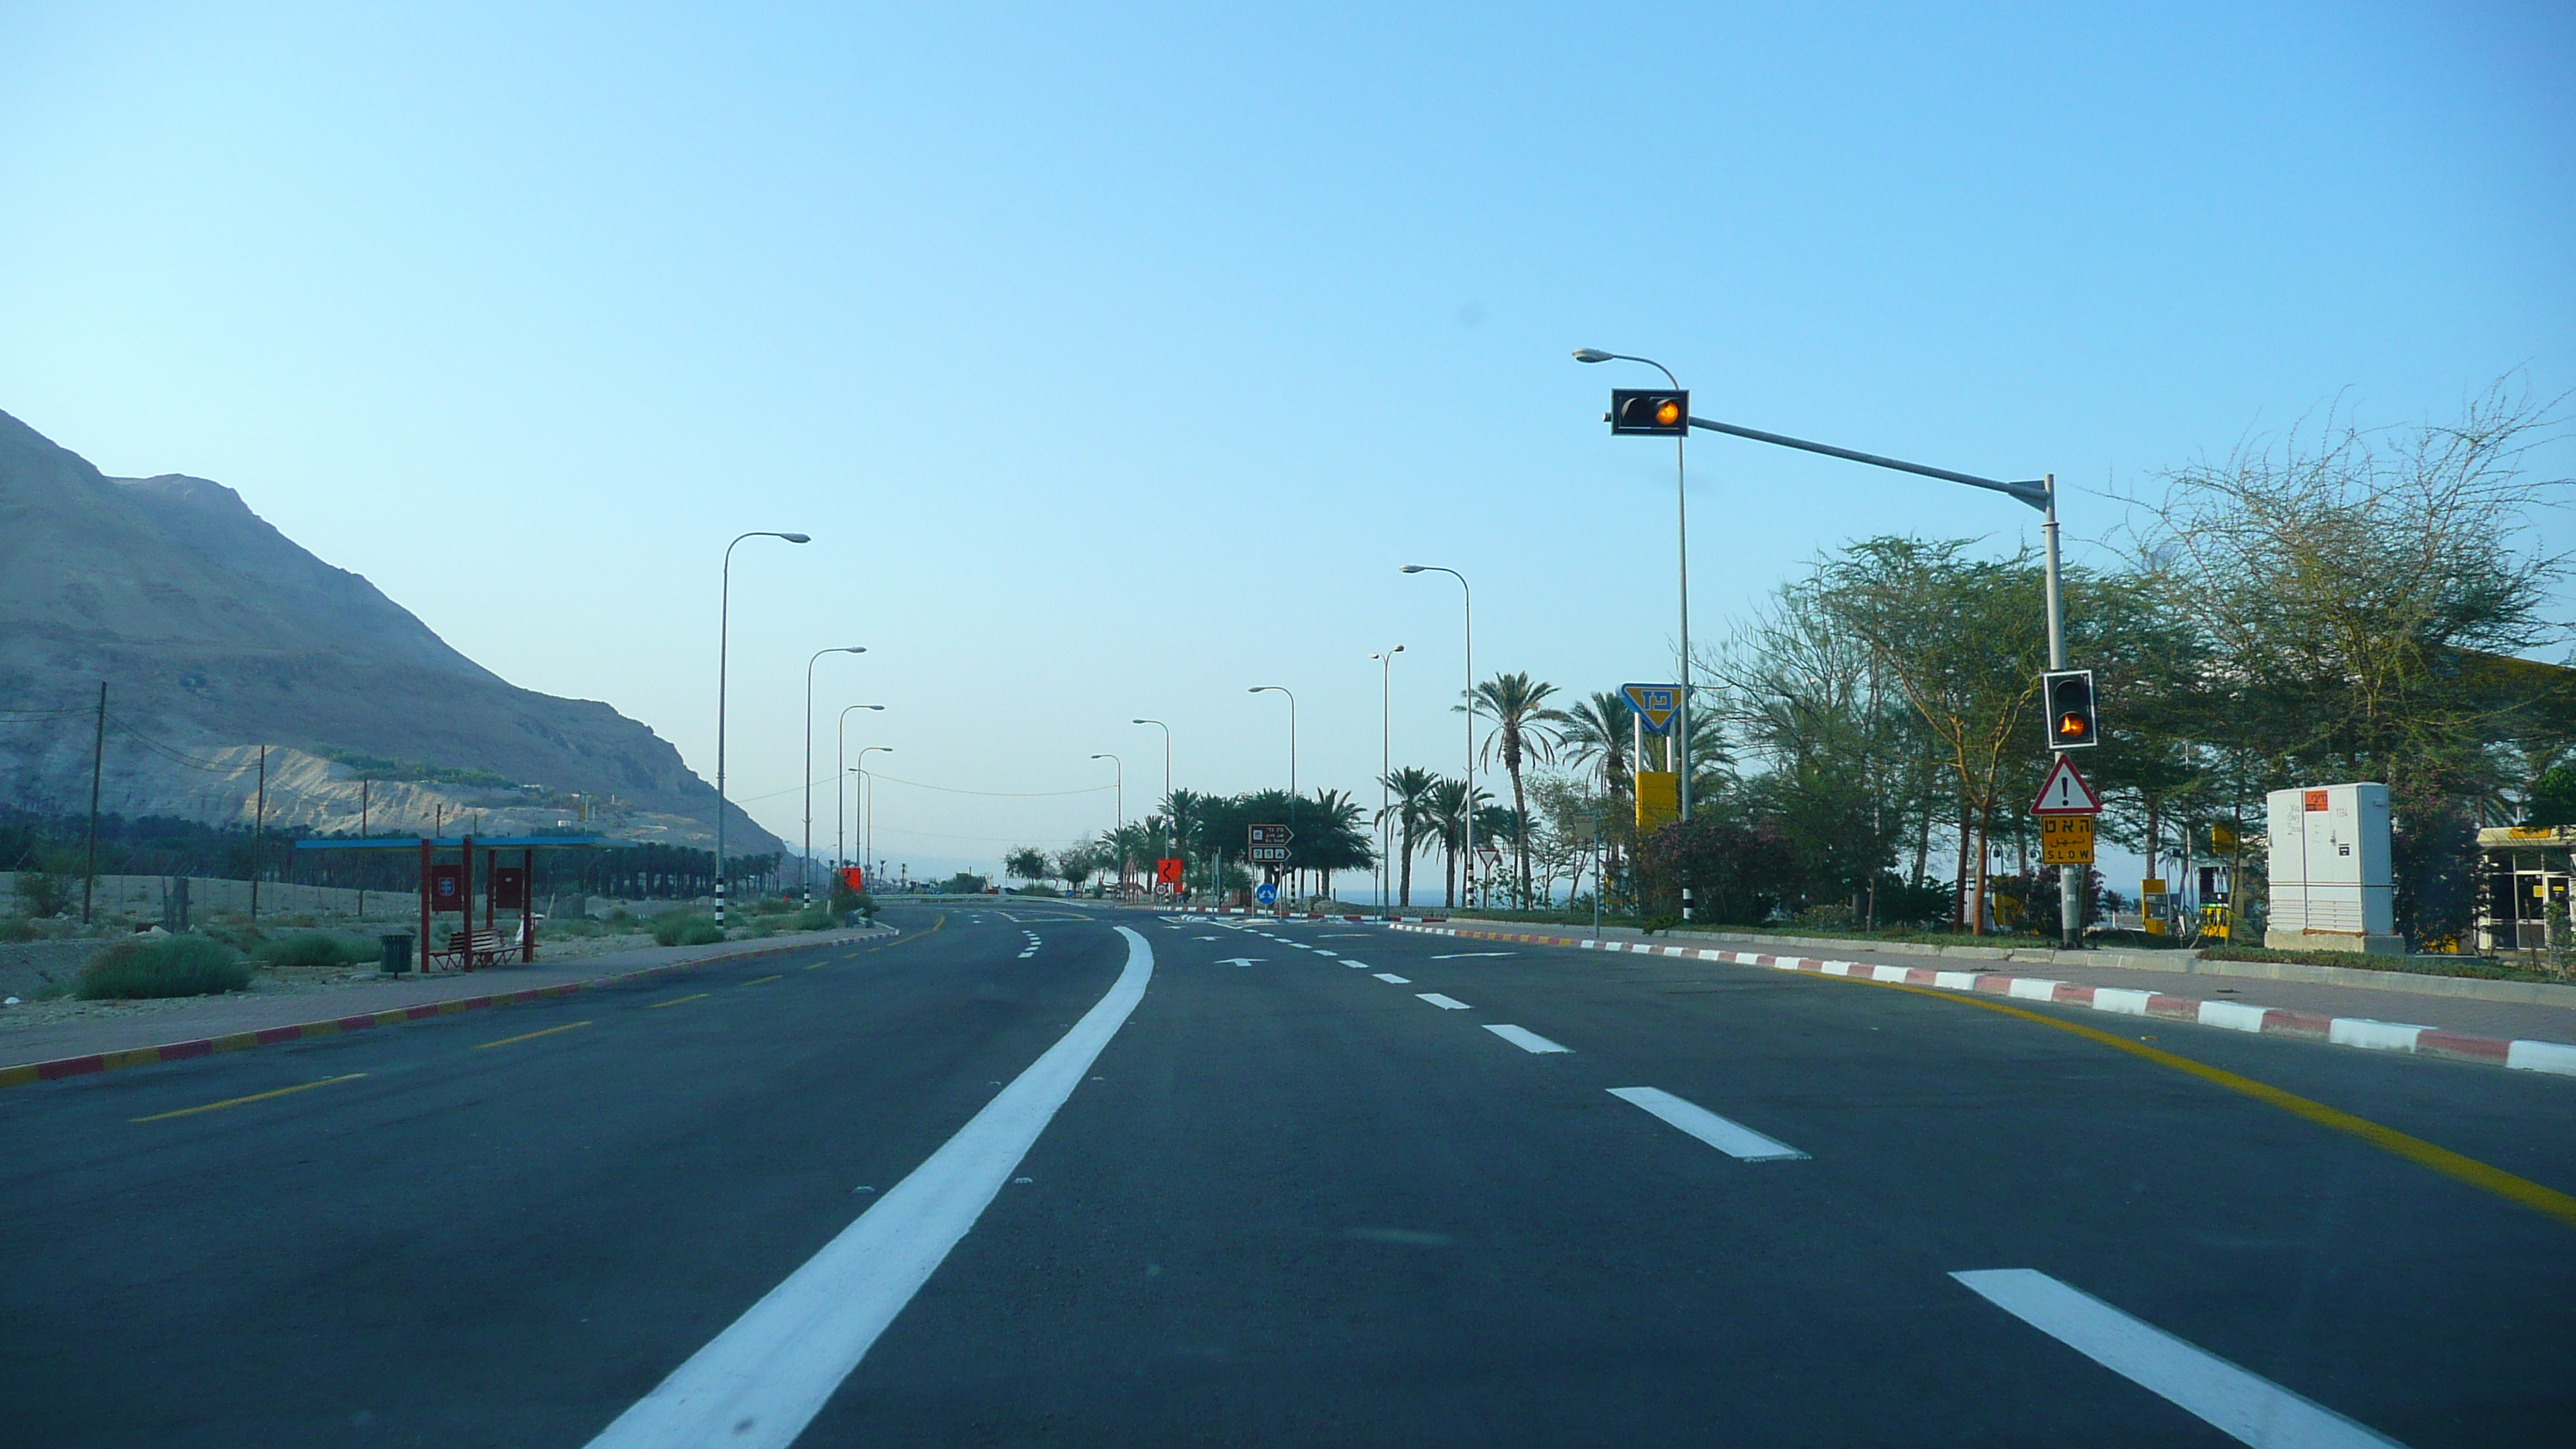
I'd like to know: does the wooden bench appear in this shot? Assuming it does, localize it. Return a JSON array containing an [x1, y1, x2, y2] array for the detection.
[[432, 927, 513, 971]]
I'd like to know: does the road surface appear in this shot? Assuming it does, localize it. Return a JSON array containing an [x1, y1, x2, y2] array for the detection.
[[2, 903, 2569, 1446]]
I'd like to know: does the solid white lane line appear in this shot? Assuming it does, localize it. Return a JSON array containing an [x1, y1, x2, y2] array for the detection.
[[584, 927, 1156, 1449], [1951, 1269, 2404, 1448], [1608, 1087, 1808, 1162], [1484, 1025, 1571, 1053], [1416, 992, 1471, 1010], [1372, 972, 1411, 984], [1429, 951, 1515, 959]]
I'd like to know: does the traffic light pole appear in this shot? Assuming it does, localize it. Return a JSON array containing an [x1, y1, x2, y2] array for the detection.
[[1672, 413, 2078, 944]]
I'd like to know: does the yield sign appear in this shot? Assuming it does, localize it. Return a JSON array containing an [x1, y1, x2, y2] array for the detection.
[[2030, 755, 2104, 816], [1622, 683, 1680, 736]]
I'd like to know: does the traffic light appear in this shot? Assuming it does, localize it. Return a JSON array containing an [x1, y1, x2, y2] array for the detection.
[[2043, 669, 2098, 749], [1608, 388, 1690, 437]]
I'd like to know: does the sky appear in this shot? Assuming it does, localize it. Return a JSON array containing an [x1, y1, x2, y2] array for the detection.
[[3, 1, 2571, 887]]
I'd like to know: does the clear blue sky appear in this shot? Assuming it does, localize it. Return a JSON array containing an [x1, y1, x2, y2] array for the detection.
[[5, 2, 2569, 881]]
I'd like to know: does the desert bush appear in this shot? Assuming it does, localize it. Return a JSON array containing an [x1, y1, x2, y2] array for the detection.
[[252, 931, 376, 968], [12, 871, 67, 919], [651, 914, 726, 947], [793, 905, 834, 931], [0, 916, 36, 944], [77, 936, 252, 999]]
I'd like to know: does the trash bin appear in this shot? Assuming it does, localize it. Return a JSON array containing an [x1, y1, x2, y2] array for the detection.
[[380, 933, 414, 975]]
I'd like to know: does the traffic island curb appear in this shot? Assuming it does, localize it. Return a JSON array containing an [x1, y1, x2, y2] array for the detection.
[[1388, 923, 2576, 1080], [0, 923, 899, 1091]]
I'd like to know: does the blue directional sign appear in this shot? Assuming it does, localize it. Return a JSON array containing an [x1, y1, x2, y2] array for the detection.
[[1622, 683, 1680, 736], [1254, 882, 1279, 906]]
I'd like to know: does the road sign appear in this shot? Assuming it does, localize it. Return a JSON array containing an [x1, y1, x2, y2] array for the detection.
[[1247, 845, 1291, 864], [1248, 824, 1293, 845], [1621, 683, 1680, 735], [1254, 882, 1279, 906], [1155, 857, 1184, 885], [2030, 755, 2103, 816], [1634, 769, 1678, 831], [2040, 815, 2095, 865]]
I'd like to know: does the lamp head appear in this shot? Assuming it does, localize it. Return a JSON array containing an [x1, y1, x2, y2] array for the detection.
[[1572, 348, 1614, 364], [1400, 564, 1427, 574], [782, 533, 812, 543], [841, 646, 866, 654]]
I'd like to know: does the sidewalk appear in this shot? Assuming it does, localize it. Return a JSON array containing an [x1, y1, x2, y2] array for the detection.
[[0, 923, 892, 1084]]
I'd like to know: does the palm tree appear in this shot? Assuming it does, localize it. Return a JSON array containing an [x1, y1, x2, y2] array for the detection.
[[1379, 766, 1441, 908], [1426, 777, 1492, 908], [1302, 788, 1373, 901], [1560, 690, 1636, 799], [1458, 672, 1570, 906]]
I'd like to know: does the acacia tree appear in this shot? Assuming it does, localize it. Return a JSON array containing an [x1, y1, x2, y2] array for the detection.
[[2124, 382, 2572, 941], [1003, 845, 1050, 887], [1820, 538, 2050, 933]]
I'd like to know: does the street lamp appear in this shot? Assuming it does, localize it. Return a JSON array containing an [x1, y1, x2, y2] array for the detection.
[[1574, 348, 1693, 818], [1370, 645, 1403, 908], [835, 704, 886, 878], [717, 530, 810, 929], [1401, 565, 1474, 907], [1091, 753, 1124, 832], [1130, 719, 1170, 804], [1247, 687, 1297, 793], [803, 647, 867, 906], [857, 748, 893, 886]]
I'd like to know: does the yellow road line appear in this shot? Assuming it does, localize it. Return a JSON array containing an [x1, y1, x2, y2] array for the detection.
[[646, 993, 708, 1010], [474, 1020, 594, 1050], [1884, 982, 2576, 1231], [740, 974, 781, 986], [132, 1073, 368, 1123]]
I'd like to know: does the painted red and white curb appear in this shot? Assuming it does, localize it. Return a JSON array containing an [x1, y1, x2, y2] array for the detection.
[[1388, 923, 2576, 1079], [1165, 906, 1445, 922]]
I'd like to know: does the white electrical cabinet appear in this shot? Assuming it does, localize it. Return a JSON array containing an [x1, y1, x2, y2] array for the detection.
[[2264, 783, 2399, 954]]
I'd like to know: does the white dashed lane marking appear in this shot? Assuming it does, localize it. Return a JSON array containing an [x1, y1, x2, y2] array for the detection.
[[1608, 1087, 1807, 1162], [1372, 973, 1411, 985], [1483, 1025, 1571, 1054], [1416, 993, 1471, 1010], [1951, 1269, 2406, 1448]]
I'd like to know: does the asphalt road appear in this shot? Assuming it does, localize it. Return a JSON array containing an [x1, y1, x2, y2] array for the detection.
[[2, 903, 2569, 1446]]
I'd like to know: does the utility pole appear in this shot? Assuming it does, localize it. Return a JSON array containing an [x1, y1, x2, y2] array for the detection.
[[250, 743, 266, 922], [82, 681, 104, 923]]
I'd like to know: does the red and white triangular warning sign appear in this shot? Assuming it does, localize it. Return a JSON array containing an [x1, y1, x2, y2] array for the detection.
[[2030, 755, 2103, 815]]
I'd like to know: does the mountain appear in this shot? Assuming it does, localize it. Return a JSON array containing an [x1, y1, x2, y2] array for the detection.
[[0, 407, 776, 855]]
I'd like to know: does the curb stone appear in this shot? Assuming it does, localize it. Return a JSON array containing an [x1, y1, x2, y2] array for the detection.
[[1391, 923, 2576, 1080]]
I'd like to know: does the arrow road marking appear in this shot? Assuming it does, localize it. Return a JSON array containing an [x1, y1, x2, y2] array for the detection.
[[1214, 957, 1263, 968]]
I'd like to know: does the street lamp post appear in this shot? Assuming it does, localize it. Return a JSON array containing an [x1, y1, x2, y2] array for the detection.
[[717, 530, 810, 930], [1401, 566, 1474, 909], [1131, 718, 1173, 899], [1371, 646, 1403, 909], [1571, 350, 1694, 918], [803, 647, 866, 906], [835, 704, 886, 879], [1246, 687, 1296, 793], [857, 747, 892, 887], [1091, 752, 1125, 896], [1577, 350, 2074, 944]]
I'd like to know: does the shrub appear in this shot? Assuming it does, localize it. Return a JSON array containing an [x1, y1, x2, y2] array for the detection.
[[651, 914, 726, 947], [77, 936, 252, 999], [793, 906, 834, 931], [12, 871, 67, 919], [254, 931, 375, 968], [0, 916, 36, 944]]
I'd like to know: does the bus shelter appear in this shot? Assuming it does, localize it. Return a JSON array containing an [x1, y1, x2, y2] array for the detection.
[[293, 834, 626, 973]]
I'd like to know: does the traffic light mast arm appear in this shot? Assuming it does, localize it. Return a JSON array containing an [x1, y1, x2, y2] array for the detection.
[[1681, 414, 2050, 512]]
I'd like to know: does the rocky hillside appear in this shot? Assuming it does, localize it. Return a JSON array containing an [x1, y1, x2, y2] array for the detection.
[[0, 408, 776, 854]]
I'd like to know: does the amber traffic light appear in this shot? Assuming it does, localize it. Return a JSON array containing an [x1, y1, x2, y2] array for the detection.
[[2043, 669, 2098, 749], [1608, 388, 1690, 437]]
